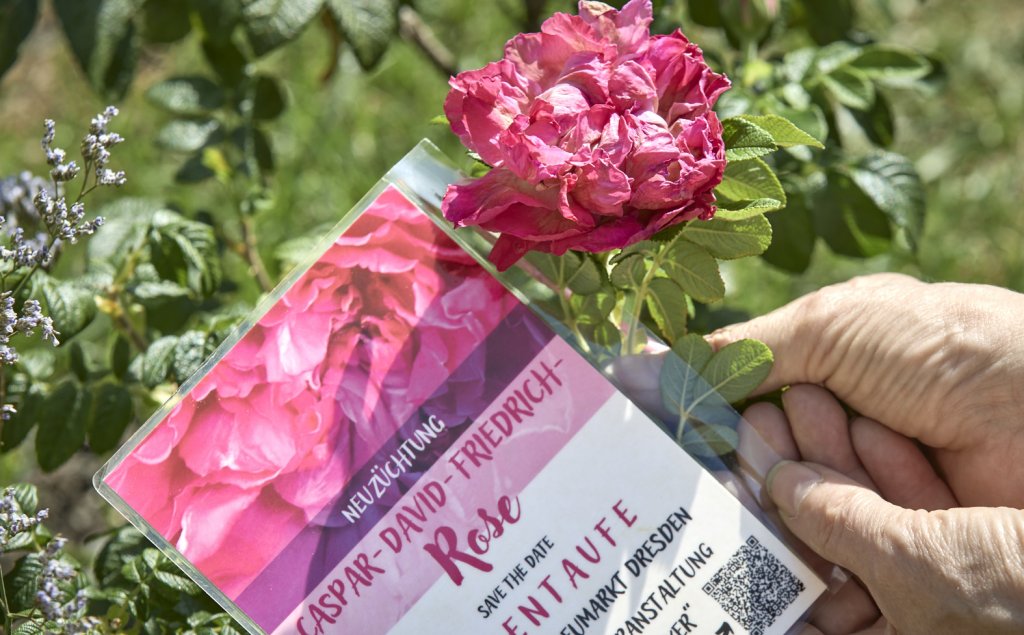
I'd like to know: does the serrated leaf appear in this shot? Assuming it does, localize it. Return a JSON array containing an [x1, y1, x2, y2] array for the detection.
[[149, 212, 221, 297], [848, 92, 894, 148], [844, 151, 925, 249], [142, 336, 177, 388], [716, 157, 787, 206], [762, 186, 815, 273], [822, 66, 875, 111], [88, 381, 133, 453], [660, 333, 713, 417], [849, 45, 931, 81], [34, 274, 97, 341], [571, 291, 615, 324], [12, 619, 44, 635], [0, 0, 39, 79], [54, 0, 143, 99], [156, 119, 222, 153], [141, 0, 190, 43], [146, 76, 224, 115], [644, 278, 688, 345], [87, 198, 162, 268], [610, 254, 647, 290], [661, 242, 724, 304], [95, 526, 146, 585], [681, 422, 739, 459], [241, 0, 322, 57], [700, 339, 773, 403], [251, 74, 286, 120], [722, 117, 776, 161], [201, 35, 247, 87], [3, 553, 44, 611], [682, 216, 771, 259], [132, 280, 191, 300], [813, 171, 892, 258], [714, 197, 785, 220], [565, 255, 602, 295], [35, 380, 90, 472], [2, 387, 42, 452], [173, 330, 210, 383], [153, 567, 202, 595], [10, 483, 38, 515], [121, 556, 146, 583], [327, 0, 397, 70], [736, 114, 824, 148]]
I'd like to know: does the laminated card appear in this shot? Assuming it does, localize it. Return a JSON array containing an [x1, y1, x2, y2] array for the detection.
[[95, 143, 826, 635]]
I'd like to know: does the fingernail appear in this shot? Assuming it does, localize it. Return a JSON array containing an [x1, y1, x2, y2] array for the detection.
[[766, 461, 822, 518]]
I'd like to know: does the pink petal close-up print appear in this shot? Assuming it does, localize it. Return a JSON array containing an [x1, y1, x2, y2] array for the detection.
[[105, 188, 516, 598]]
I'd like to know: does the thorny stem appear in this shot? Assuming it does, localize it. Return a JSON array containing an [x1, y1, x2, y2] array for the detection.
[[240, 214, 273, 293], [622, 224, 694, 354]]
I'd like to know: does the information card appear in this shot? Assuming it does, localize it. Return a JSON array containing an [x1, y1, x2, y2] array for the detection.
[[96, 182, 825, 635]]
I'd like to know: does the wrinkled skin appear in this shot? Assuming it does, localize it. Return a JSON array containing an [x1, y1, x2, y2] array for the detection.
[[708, 274, 1024, 634]]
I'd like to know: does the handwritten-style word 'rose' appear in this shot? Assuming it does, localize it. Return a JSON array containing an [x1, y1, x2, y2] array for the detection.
[[442, 0, 730, 270]]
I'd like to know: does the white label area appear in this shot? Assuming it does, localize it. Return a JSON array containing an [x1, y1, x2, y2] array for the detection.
[[392, 392, 825, 635]]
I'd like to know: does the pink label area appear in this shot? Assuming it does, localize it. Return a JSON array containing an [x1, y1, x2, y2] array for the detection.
[[102, 187, 518, 600], [276, 336, 614, 635]]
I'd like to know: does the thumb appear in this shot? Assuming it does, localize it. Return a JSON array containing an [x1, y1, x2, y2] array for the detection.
[[765, 460, 907, 577]]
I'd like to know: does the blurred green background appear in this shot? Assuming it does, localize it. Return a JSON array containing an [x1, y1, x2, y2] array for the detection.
[[0, 0, 1021, 553]]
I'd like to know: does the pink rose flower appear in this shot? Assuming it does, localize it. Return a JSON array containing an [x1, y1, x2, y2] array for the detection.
[[442, 0, 730, 270]]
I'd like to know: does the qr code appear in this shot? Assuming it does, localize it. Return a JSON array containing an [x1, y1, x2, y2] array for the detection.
[[702, 536, 805, 635]]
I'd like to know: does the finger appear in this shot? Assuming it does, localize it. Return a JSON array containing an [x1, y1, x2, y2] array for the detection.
[[765, 460, 908, 577], [850, 417, 958, 510], [706, 274, 919, 394], [809, 577, 880, 635], [850, 616, 892, 635], [782, 385, 876, 488], [740, 402, 800, 471]]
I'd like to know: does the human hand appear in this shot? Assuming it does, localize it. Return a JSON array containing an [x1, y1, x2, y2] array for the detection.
[[711, 274, 1024, 633], [709, 273, 1024, 508]]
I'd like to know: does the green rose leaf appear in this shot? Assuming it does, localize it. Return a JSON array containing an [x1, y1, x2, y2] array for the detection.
[[3, 553, 44, 611], [149, 211, 221, 298], [843, 151, 926, 250], [661, 241, 724, 304], [0, 0, 39, 79], [680, 422, 739, 459], [2, 386, 42, 452], [88, 381, 134, 454], [849, 45, 931, 82], [54, 0, 143, 99], [660, 333, 713, 416], [644, 277, 689, 345], [34, 273, 97, 341], [326, 0, 398, 70], [736, 114, 825, 148], [156, 119, 223, 153], [241, 0, 323, 57], [173, 330, 212, 383], [142, 336, 178, 388], [146, 76, 224, 116], [822, 66, 875, 111], [565, 255, 603, 296], [814, 170, 892, 257], [722, 117, 777, 161], [141, 0, 190, 43], [848, 92, 895, 148], [610, 254, 647, 290], [715, 157, 787, 209], [682, 215, 772, 260], [714, 197, 785, 220], [35, 380, 91, 472], [700, 338, 773, 403], [762, 186, 816, 273], [251, 74, 287, 120], [87, 198, 161, 268]]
